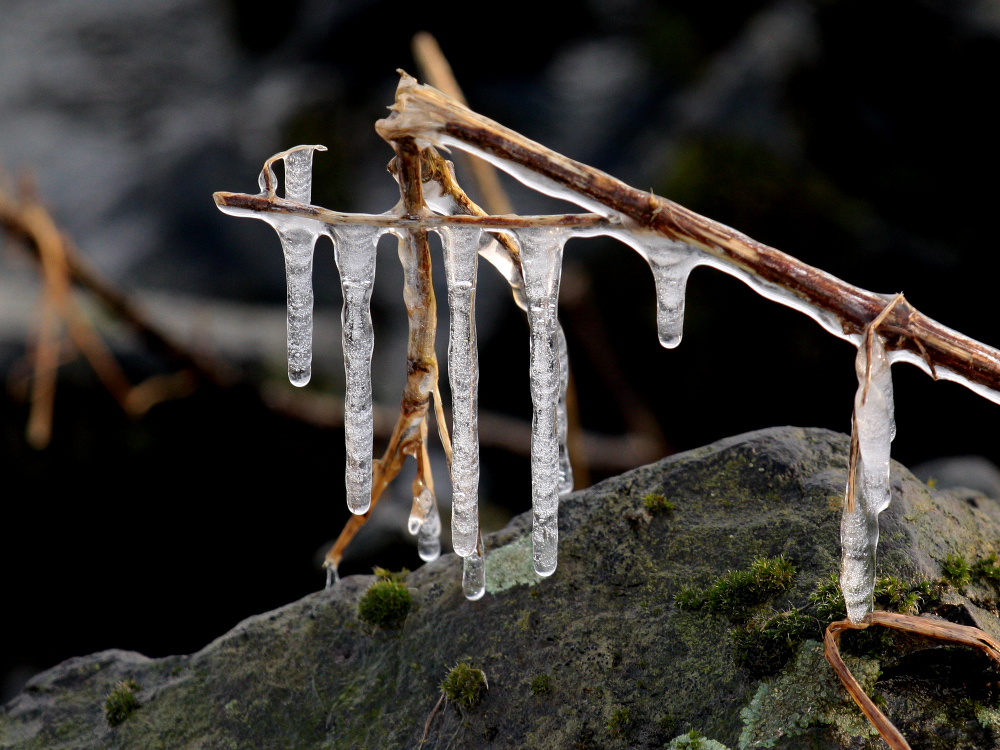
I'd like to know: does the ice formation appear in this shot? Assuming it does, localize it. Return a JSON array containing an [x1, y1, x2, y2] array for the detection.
[[216, 130, 909, 605], [439, 226, 483, 558], [330, 224, 382, 515], [840, 332, 896, 623]]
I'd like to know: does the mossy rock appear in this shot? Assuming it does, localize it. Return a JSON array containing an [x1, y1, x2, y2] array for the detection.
[[3, 427, 1000, 749]]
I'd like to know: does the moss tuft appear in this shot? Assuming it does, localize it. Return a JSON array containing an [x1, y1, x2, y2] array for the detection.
[[643, 493, 676, 514], [606, 707, 631, 737], [530, 674, 551, 695], [441, 662, 487, 709], [358, 578, 412, 628], [974, 554, 1000, 587], [104, 680, 142, 728], [372, 566, 409, 582], [942, 554, 972, 587], [675, 556, 796, 622], [732, 610, 818, 679]]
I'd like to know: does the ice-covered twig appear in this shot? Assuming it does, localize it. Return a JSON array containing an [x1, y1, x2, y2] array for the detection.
[[840, 294, 903, 624], [375, 75, 1000, 402]]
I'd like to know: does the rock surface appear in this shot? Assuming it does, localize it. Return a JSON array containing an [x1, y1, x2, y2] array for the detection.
[[4, 426, 1000, 750]]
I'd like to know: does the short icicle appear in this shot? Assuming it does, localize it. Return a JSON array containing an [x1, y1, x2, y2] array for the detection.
[[840, 329, 896, 623], [514, 226, 571, 577], [462, 532, 486, 601], [616, 230, 700, 349], [330, 224, 382, 515], [438, 226, 483, 558], [277, 147, 327, 386]]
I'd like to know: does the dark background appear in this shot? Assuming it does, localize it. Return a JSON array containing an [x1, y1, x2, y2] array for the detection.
[[3, 0, 1000, 701]]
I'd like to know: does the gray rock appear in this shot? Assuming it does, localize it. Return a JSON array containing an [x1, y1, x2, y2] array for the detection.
[[4, 426, 1000, 750]]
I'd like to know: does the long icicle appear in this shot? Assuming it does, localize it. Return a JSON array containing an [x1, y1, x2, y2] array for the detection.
[[840, 295, 901, 622], [438, 226, 483, 558], [330, 224, 382, 515], [515, 226, 571, 577]]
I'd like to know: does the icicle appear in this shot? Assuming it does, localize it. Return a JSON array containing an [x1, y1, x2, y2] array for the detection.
[[438, 226, 483, 558], [840, 332, 895, 623], [409, 486, 434, 535], [260, 146, 328, 387], [418, 503, 442, 562], [330, 224, 381, 515], [325, 565, 339, 589], [556, 325, 574, 494], [514, 227, 571, 577], [462, 534, 486, 601], [608, 229, 700, 349]]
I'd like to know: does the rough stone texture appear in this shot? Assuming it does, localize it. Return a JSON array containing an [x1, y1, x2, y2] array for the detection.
[[4, 426, 1000, 750]]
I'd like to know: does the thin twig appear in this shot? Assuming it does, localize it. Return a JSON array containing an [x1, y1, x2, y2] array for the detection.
[[420, 693, 446, 746], [375, 75, 1000, 399], [412, 32, 514, 216]]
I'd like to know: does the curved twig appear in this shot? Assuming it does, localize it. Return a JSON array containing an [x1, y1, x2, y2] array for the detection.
[[824, 611, 1000, 750]]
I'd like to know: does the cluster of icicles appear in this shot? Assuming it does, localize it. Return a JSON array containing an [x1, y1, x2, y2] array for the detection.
[[219, 142, 895, 619]]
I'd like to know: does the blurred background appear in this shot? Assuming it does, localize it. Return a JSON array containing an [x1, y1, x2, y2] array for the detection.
[[3, 0, 1000, 701]]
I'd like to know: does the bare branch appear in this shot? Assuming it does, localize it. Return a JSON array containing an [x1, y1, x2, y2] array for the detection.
[[375, 75, 1000, 401]]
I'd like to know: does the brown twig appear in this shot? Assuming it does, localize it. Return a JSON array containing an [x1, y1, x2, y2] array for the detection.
[[824, 611, 1000, 750], [846, 292, 905, 513], [375, 75, 1000, 399], [420, 692, 446, 747], [412, 33, 514, 216]]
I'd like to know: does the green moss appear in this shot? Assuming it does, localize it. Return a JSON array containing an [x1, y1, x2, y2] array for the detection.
[[372, 566, 409, 582], [643, 493, 676, 514], [675, 556, 796, 622], [530, 674, 551, 695], [104, 680, 142, 728], [606, 707, 631, 737], [357, 578, 412, 628], [973, 554, 1000, 587], [942, 554, 972, 587], [731, 610, 818, 679], [441, 662, 487, 709]]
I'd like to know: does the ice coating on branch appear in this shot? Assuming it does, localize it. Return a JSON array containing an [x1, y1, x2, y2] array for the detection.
[[462, 534, 486, 600], [614, 231, 700, 348], [417, 502, 442, 562], [438, 226, 483, 558], [330, 224, 381, 515], [840, 332, 896, 623], [515, 227, 570, 577]]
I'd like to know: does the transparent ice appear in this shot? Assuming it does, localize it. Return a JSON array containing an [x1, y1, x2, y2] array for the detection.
[[330, 224, 381, 515], [438, 226, 483, 558], [840, 333, 895, 623], [462, 533, 486, 601], [417, 501, 442, 562], [409, 486, 434, 535], [514, 227, 571, 577]]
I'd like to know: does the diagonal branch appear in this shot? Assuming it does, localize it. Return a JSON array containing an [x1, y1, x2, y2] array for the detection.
[[374, 74, 1000, 402]]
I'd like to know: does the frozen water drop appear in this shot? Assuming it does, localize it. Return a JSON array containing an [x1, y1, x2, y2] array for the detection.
[[463, 543, 486, 601], [418, 504, 442, 562]]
